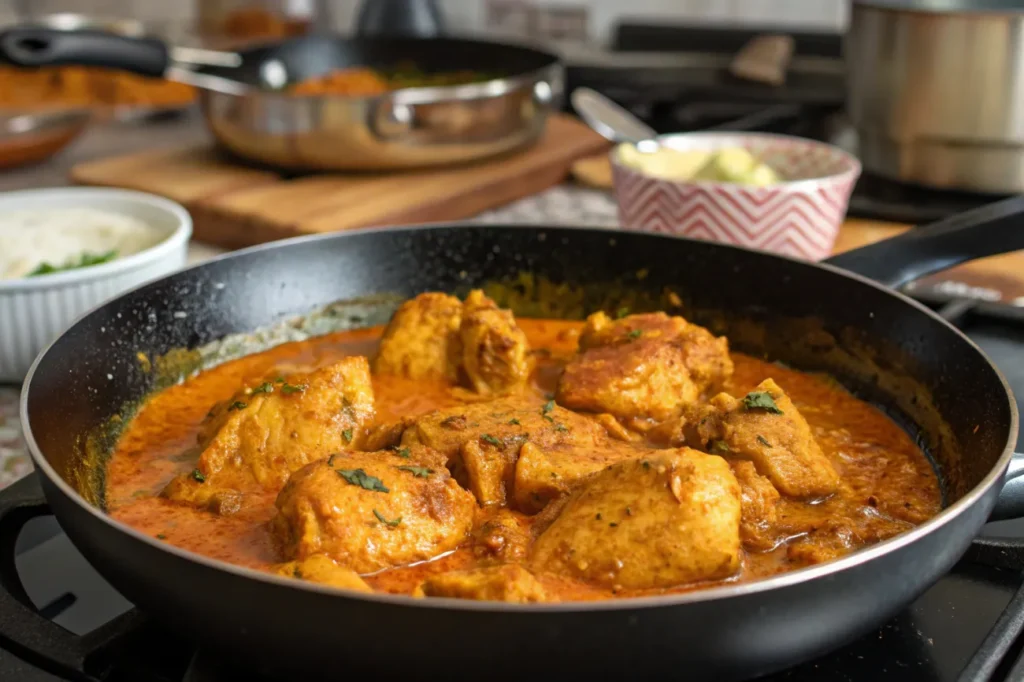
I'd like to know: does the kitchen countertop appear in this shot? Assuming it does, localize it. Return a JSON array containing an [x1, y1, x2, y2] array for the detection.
[[0, 112, 621, 487]]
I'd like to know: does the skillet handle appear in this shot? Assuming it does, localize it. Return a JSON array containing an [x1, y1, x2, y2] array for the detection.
[[989, 452, 1024, 523], [0, 474, 145, 680], [0, 28, 168, 78], [823, 194, 1024, 289]]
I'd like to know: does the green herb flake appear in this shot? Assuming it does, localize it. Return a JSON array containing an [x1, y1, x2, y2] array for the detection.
[[756, 435, 772, 448], [281, 383, 308, 395], [595, 513, 602, 520], [191, 468, 206, 483], [342, 429, 353, 443], [28, 249, 118, 277], [156, 533, 167, 540], [742, 391, 784, 414], [251, 382, 274, 395], [373, 509, 402, 527], [615, 306, 631, 319], [642, 461, 650, 470], [609, 522, 619, 527], [508, 418, 521, 425], [227, 401, 248, 411], [398, 465, 433, 478], [627, 329, 643, 339], [481, 434, 503, 446], [393, 447, 411, 459], [274, 377, 286, 383], [626, 506, 632, 516], [554, 423, 569, 433], [337, 468, 389, 492], [710, 440, 731, 454]]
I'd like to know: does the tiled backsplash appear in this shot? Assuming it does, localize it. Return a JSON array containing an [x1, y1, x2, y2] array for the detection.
[[0, 0, 848, 44]]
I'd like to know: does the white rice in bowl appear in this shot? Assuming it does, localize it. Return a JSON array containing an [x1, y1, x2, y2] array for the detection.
[[0, 207, 164, 280]]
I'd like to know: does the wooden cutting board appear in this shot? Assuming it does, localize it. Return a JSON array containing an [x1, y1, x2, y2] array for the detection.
[[71, 115, 611, 249]]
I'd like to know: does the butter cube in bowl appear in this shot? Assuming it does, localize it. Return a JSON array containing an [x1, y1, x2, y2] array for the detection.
[[611, 132, 861, 261]]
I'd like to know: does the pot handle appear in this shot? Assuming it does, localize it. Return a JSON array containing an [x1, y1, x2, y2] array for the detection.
[[0, 474, 145, 679], [0, 27, 168, 78], [823, 194, 1024, 289], [990, 453, 1024, 522]]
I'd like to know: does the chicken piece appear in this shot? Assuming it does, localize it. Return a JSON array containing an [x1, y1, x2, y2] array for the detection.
[[401, 396, 638, 510], [472, 509, 531, 562], [273, 554, 372, 592], [362, 418, 414, 452], [731, 460, 782, 552], [530, 449, 742, 590], [785, 507, 914, 567], [374, 293, 463, 381], [687, 378, 840, 499], [513, 439, 643, 513], [270, 446, 475, 574], [556, 312, 732, 423], [416, 564, 548, 603], [163, 358, 375, 513], [373, 290, 531, 395], [459, 289, 531, 395]]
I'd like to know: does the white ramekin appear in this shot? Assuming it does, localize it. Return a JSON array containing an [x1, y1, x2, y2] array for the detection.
[[0, 188, 192, 382]]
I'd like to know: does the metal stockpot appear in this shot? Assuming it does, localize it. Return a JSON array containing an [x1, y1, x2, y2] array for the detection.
[[846, 0, 1024, 193]]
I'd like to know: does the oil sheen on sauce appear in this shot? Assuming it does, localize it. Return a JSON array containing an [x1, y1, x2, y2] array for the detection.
[[104, 319, 942, 601]]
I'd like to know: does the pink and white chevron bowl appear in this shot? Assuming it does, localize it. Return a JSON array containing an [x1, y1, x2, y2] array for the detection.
[[610, 132, 862, 261]]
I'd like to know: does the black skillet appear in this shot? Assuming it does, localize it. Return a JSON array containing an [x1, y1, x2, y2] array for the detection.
[[3, 196, 1024, 681]]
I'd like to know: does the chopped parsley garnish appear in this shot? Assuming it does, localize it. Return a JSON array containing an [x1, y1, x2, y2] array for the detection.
[[710, 440, 731, 454], [627, 329, 643, 339], [251, 382, 274, 395], [609, 522, 619, 527], [541, 400, 556, 422], [28, 249, 118, 277], [337, 468, 389, 492], [626, 506, 632, 516], [481, 434, 502, 446], [642, 461, 650, 470], [393, 447, 411, 458], [156, 533, 167, 540], [397, 465, 433, 478], [615, 306, 631, 319], [342, 429, 353, 443], [508, 418, 521, 426], [280, 382, 308, 394], [756, 435, 772, 447], [554, 423, 569, 433], [274, 377, 286, 383], [373, 509, 402, 527], [227, 401, 248, 411], [191, 468, 206, 483], [743, 391, 784, 414]]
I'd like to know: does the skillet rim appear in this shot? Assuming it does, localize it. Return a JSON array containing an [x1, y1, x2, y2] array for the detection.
[[18, 223, 1020, 613], [195, 34, 562, 106]]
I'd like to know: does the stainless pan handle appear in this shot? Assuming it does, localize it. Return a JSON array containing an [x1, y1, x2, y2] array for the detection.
[[0, 27, 168, 77], [990, 453, 1024, 522]]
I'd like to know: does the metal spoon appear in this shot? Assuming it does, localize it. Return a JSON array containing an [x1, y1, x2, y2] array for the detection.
[[571, 87, 660, 151]]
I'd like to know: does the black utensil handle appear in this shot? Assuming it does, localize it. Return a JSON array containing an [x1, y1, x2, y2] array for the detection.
[[824, 194, 1024, 289], [0, 474, 143, 679], [0, 28, 168, 77]]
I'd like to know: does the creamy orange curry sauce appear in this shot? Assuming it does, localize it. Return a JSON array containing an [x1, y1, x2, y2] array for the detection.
[[105, 291, 941, 602]]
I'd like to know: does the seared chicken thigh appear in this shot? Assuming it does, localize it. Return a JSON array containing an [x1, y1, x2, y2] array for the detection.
[[531, 449, 742, 589], [163, 358, 375, 514], [686, 378, 840, 499], [556, 312, 732, 423], [401, 396, 641, 510], [416, 564, 547, 603], [271, 446, 475, 574], [373, 290, 531, 395]]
